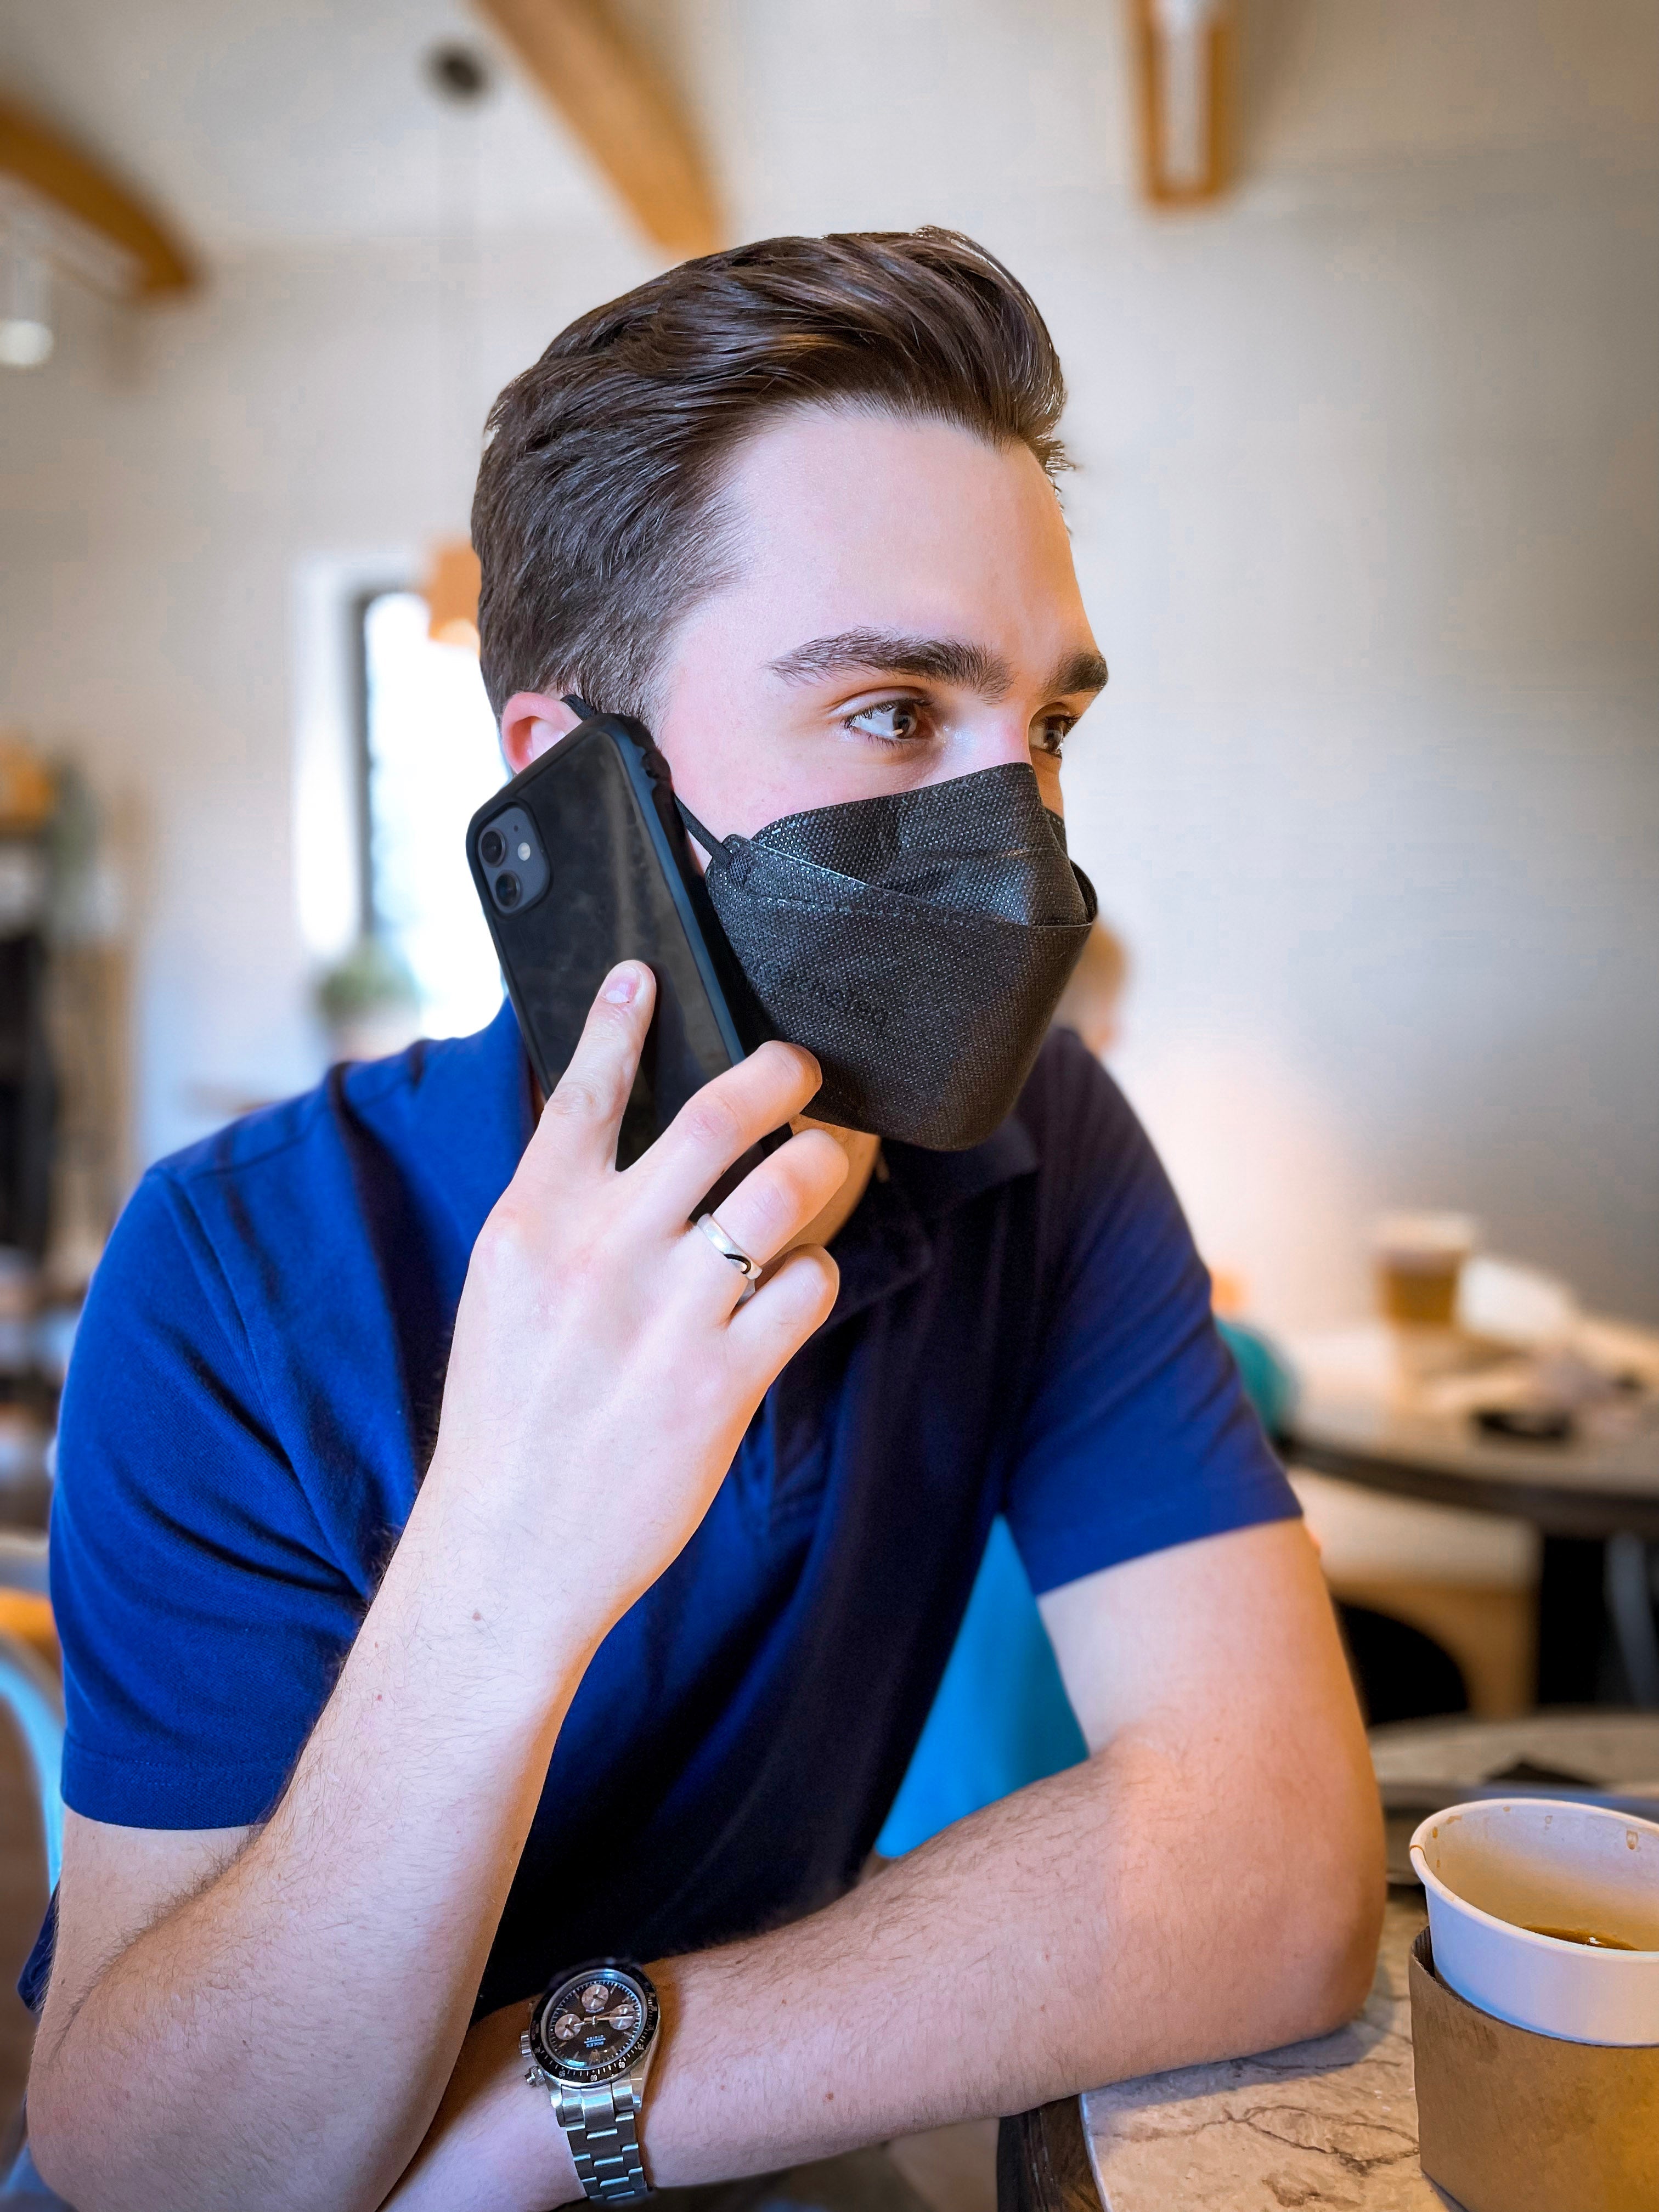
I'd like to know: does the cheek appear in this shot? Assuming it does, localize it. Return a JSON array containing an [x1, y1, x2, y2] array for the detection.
[[658, 721, 811, 844], [1032, 752, 1065, 815]]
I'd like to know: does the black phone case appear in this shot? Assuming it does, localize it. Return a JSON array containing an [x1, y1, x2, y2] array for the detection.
[[466, 714, 776, 1187]]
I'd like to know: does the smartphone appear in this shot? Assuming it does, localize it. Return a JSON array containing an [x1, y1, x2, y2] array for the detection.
[[467, 704, 777, 1187]]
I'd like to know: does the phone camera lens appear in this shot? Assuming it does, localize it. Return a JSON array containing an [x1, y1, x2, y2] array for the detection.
[[479, 827, 506, 866], [495, 872, 521, 909]]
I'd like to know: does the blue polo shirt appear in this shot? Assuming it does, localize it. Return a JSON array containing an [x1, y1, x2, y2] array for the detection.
[[26, 1005, 1295, 2016]]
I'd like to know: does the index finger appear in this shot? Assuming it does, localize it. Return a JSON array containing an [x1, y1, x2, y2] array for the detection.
[[520, 961, 656, 1183]]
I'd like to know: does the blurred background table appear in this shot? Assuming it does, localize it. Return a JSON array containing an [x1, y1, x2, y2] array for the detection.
[[1284, 1324, 1659, 1538], [1283, 1322, 1659, 1709]]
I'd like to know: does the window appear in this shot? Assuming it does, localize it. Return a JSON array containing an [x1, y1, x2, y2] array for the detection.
[[358, 589, 506, 1040]]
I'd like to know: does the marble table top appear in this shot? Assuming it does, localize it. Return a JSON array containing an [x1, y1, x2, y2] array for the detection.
[[1082, 1897, 1450, 2211]]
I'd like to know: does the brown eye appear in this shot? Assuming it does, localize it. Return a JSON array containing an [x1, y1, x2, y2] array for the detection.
[[846, 701, 924, 743], [1032, 716, 1073, 758]]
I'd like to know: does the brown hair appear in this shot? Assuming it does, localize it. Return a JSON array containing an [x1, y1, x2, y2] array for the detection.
[[472, 228, 1068, 720]]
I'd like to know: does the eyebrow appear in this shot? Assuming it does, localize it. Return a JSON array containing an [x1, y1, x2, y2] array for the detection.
[[1048, 647, 1109, 697], [768, 629, 1012, 696], [767, 628, 1107, 702]]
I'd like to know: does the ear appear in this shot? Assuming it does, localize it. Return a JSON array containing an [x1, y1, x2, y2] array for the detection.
[[500, 691, 585, 776]]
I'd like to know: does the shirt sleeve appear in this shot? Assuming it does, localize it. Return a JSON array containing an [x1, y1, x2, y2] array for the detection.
[[1003, 1034, 1301, 1596], [50, 1167, 364, 1829]]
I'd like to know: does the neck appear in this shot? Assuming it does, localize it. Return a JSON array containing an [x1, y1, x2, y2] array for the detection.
[[788, 1118, 881, 1251]]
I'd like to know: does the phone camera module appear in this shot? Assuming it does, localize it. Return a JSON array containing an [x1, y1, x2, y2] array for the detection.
[[476, 807, 548, 912]]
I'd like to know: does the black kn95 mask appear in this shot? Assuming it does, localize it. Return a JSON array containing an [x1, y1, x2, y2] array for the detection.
[[676, 761, 1097, 1152]]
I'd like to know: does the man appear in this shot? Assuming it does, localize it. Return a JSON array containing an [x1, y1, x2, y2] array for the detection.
[[25, 230, 1380, 2212]]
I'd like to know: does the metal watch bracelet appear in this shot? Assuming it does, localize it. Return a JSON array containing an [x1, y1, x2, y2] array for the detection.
[[552, 2076, 651, 2203]]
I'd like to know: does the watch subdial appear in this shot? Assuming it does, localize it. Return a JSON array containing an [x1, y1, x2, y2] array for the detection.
[[552, 2011, 584, 2043], [579, 1980, 612, 2015]]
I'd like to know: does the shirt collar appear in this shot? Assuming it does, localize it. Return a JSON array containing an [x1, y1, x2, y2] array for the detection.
[[823, 1115, 1039, 1330], [880, 1116, 1039, 1221]]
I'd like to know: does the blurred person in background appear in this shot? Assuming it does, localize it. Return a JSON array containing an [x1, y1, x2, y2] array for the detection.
[[1052, 918, 1128, 1059], [24, 230, 1380, 2212]]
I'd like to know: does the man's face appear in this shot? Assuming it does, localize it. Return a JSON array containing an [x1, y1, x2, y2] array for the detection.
[[503, 406, 1106, 828]]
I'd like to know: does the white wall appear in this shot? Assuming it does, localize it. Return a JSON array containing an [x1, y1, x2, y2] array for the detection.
[[1, 0, 1655, 1321], [1057, 167, 1659, 1326]]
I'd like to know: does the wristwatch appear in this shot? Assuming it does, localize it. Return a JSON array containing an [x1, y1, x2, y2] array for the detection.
[[521, 1957, 661, 2202]]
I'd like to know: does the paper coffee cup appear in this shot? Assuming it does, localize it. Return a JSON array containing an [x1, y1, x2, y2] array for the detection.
[[1412, 1799, 1659, 2045]]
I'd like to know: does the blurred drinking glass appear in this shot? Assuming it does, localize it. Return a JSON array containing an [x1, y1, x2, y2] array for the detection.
[[1374, 1212, 1477, 1331]]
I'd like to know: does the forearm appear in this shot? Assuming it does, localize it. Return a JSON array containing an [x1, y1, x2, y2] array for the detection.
[[389, 1719, 1380, 2208], [649, 1724, 1375, 2177], [30, 1479, 598, 2212]]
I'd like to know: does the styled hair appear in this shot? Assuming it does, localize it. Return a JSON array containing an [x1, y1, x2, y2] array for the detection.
[[472, 227, 1068, 720]]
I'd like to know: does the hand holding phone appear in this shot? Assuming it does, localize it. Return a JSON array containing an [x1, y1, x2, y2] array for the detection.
[[426, 964, 844, 1639]]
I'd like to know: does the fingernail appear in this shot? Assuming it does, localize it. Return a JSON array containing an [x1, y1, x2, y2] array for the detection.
[[604, 964, 640, 1006]]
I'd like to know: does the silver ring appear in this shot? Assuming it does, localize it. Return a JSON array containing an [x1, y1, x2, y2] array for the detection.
[[695, 1212, 761, 1304]]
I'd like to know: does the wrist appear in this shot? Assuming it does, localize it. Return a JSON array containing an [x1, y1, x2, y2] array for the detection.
[[395, 1462, 614, 1683]]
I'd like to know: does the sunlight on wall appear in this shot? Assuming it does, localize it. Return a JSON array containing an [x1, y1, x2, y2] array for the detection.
[[1111, 1029, 1369, 1330]]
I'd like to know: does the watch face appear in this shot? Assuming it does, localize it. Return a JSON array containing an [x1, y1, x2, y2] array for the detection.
[[531, 1960, 658, 2086]]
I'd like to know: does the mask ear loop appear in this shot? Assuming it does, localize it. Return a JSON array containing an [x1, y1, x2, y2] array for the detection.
[[673, 797, 726, 865], [560, 693, 724, 864]]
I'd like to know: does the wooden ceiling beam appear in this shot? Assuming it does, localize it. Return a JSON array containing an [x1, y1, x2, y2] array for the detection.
[[474, 0, 720, 258], [0, 93, 195, 294]]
